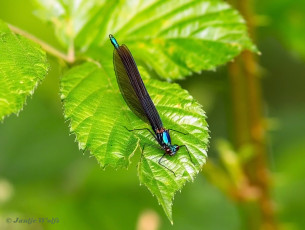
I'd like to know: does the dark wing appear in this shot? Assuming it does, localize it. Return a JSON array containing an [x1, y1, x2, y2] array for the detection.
[[113, 48, 148, 123], [113, 45, 163, 131]]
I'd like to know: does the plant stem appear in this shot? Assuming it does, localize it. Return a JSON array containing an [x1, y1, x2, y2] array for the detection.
[[228, 0, 277, 229], [8, 24, 75, 63]]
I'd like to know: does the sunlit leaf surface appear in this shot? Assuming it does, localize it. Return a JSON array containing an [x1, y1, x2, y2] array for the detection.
[[0, 20, 48, 121], [33, 0, 256, 79], [60, 59, 209, 222]]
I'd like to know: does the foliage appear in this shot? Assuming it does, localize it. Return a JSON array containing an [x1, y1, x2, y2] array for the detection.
[[0, 20, 48, 120], [61, 61, 208, 221], [34, 0, 256, 79], [0, 0, 255, 222]]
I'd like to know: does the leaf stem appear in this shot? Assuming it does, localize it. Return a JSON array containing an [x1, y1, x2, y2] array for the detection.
[[8, 23, 75, 63]]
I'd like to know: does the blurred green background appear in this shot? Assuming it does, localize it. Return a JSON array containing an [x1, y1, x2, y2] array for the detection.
[[0, 1, 304, 229]]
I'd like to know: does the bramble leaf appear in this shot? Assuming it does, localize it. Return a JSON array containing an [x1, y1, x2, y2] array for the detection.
[[60, 59, 209, 222], [0, 20, 48, 121], [33, 0, 256, 79]]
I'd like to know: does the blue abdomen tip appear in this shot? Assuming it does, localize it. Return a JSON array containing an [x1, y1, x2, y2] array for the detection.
[[109, 34, 119, 49]]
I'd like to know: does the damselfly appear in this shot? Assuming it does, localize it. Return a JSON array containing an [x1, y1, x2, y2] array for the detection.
[[109, 34, 194, 176]]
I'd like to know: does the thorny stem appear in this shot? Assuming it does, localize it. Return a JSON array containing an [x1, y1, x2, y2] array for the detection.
[[228, 0, 277, 229], [8, 24, 75, 63]]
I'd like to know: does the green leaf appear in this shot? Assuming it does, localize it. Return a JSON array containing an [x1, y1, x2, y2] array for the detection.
[[60, 59, 209, 222], [33, 0, 256, 79], [0, 20, 48, 121], [32, 0, 104, 47]]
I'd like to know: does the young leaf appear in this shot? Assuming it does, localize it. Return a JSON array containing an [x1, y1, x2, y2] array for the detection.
[[32, 0, 105, 47], [0, 20, 48, 121], [60, 60, 209, 222], [32, 0, 256, 79]]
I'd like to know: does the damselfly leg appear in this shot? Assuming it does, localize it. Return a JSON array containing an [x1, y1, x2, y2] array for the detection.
[[180, 145, 195, 165], [140, 144, 176, 176], [158, 153, 176, 177], [169, 129, 188, 135], [124, 126, 157, 141]]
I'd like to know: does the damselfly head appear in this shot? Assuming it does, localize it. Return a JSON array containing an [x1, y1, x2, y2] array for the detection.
[[165, 144, 180, 156]]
